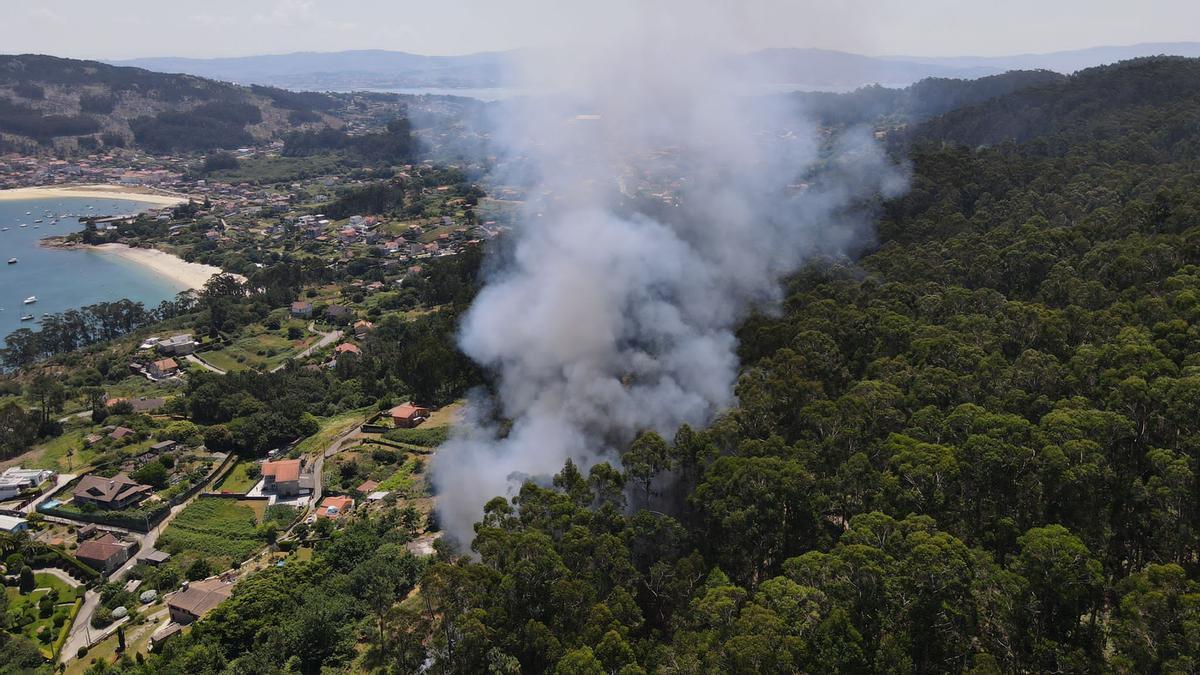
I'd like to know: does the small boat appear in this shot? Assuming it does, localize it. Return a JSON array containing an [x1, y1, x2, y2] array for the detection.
[[19, 315, 33, 322], [7, 258, 16, 264], [19, 224, 27, 228], [23, 296, 36, 305], [34, 219, 42, 223], [24, 211, 31, 215], [1, 227, 8, 231]]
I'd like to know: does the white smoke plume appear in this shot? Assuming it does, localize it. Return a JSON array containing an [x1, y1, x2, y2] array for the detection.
[[433, 4, 906, 546]]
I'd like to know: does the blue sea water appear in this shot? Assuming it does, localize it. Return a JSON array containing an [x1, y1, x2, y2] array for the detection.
[[0, 197, 186, 341]]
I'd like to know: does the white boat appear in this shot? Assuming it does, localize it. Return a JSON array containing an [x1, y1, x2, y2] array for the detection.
[[19, 224, 27, 228], [7, 258, 16, 264], [23, 296, 36, 305], [19, 314, 33, 322], [1, 227, 8, 231], [34, 219, 42, 223]]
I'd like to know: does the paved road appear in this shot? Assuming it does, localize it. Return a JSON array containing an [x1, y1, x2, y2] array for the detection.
[[59, 457, 228, 662], [271, 323, 342, 373]]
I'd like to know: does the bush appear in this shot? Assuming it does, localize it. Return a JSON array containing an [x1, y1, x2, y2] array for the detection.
[[18, 566, 34, 593]]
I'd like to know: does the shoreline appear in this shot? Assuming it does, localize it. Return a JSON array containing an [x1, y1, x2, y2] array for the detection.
[[0, 184, 189, 207], [83, 244, 232, 291]]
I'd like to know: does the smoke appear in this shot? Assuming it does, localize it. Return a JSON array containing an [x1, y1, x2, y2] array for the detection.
[[433, 5, 906, 547]]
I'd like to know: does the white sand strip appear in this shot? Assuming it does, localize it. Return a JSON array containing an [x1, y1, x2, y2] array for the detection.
[[0, 184, 188, 207]]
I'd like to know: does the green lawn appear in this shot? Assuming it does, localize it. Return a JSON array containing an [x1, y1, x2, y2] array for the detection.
[[5, 574, 82, 658], [158, 498, 265, 571], [214, 461, 258, 494]]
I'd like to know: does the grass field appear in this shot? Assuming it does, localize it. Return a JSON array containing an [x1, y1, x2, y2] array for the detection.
[[158, 498, 264, 570], [214, 461, 258, 494], [294, 408, 372, 456], [200, 321, 314, 372]]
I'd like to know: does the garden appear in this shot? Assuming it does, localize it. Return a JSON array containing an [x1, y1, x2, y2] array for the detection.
[[321, 443, 426, 497], [3, 569, 82, 660], [155, 498, 297, 579]]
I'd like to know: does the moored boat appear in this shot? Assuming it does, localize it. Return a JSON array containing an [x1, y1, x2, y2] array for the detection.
[[23, 296, 36, 305]]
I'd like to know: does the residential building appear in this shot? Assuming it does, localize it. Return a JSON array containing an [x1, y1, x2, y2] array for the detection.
[[73, 473, 154, 509], [0, 467, 55, 499], [290, 301, 313, 318], [0, 515, 28, 533], [390, 403, 430, 429], [148, 357, 180, 378], [76, 532, 134, 573], [353, 320, 374, 340], [317, 495, 354, 519], [356, 479, 379, 494], [262, 459, 302, 497], [166, 576, 234, 624], [156, 334, 197, 356], [108, 426, 135, 441]]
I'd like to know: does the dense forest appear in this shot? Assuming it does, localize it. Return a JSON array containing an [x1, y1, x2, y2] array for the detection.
[[31, 55, 1200, 673]]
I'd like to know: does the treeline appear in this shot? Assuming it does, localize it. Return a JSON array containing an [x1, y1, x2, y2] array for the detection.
[[1, 296, 196, 369], [794, 69, 1066, 127], [282, 117, 416, 164]]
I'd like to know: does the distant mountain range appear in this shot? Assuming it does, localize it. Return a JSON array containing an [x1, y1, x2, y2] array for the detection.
[[112, 42, 1200, 92]]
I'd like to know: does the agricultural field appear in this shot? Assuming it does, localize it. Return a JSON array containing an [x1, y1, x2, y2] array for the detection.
[[4, 572, 82, 659], [157, 498, 265, 572]]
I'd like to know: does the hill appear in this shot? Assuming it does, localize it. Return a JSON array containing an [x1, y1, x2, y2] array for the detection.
[[908, 56, 1200, 155], [0, 54, 341, 154]]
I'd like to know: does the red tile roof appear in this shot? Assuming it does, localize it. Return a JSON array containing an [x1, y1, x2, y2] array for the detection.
[[76, 532, 128, 565], [262, 459, 301, 483], [318, 495, 354, 518], [389, 403, 428, 420]]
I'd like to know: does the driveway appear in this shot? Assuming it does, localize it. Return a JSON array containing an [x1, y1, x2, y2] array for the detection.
[[185, 353, 225, 374], [271, 322, 342, 373]]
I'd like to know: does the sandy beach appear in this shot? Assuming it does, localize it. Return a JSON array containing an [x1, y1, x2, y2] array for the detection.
[[89, 244, 233, 290], [0, 184, 188, 206]]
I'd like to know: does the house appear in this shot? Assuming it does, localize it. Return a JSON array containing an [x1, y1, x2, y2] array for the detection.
[[316, 495, 353, 519], [324, 305, 353, 324], [0, 467, 55, 500], [290, 301, 313, 318], [390, 403, 430, 429], [333, 341, 360, 357], [77, 524, 98, 540], [73, 473, 154, 509], [149, 440, 177, 454], [156, 334, 197, 356], [0, 515, 28, 533], [262, 459, 302, 497], [84, 434, 103, 446], [166, 576, 234, 624], [142, 549, 172, 566], [356, 479, 379, 494], [108, 426, 135, 441], [76, 532, 134, 573], [148, 358, 179, 378], [353, 320, 374, 340]]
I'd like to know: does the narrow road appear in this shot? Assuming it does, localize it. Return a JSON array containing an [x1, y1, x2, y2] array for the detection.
[[60, 456, 229, 662], [270, 322, 342, 373], [185, 353, 225, 375]]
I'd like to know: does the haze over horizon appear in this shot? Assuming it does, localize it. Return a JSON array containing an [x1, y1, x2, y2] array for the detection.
[[10, 0, 1200, 61]]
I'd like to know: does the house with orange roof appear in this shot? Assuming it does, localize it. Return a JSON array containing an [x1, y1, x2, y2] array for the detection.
[[316, 495, 354, 519], [389, 403, 429, 429], [262, 458, 302, 497]]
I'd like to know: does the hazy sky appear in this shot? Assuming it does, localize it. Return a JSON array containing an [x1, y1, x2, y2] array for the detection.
[[11, 0, 1200, 60]]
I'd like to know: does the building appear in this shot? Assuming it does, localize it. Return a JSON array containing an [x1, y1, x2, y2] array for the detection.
[[353, 320, 374, 340], [290, 301, 313, 318], [390, 403, 430, 429], [156, 334, 197, 356], [142, 549, 172, 566], [261, 459, 302, 497], [0, 515, 29, 533], [0, 467, 55, 499], [324, 305, 353, 324], [316, 495, 353, 519], [73, 473, 154, 509], [148, 440, 177, 455], [108, 426, 135, 441], [333, 341, 360, 357], [76, 532, 134, 573], [148, 358, 179, 378], [356, 479, 379, 494], [166, 576, 234, 624]]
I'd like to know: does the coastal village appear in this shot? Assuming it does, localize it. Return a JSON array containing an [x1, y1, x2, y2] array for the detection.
[[0, 113, 489, 668]]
